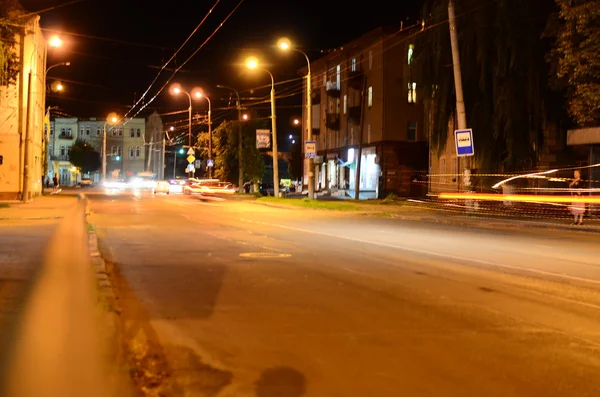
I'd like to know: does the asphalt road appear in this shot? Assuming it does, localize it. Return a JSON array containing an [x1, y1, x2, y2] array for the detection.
[[88, 190, 600, 397]]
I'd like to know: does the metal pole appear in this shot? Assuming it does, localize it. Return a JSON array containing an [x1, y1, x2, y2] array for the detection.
[[22, 71, 33, 202], [268, 71, 280, 198], [102, 123, 107, 183], [236, 93, 243, 192], [302, 52, 314, 200], [207, 97, 212, 179], [173, 150, 176, 179], [162, 138, 166, 180], [187, 94, 192, 178], [448, 0, 470, 189]]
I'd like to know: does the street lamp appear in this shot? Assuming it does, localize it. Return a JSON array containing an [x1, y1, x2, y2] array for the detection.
[[23, 34, 63, 202], [245, 56, 279, 198], [191, 88, 213, 178], [169, 83, 193, 150], [216, 84, 244, 192], [102, 113, 118, 184], [278, 37, 313, 199]]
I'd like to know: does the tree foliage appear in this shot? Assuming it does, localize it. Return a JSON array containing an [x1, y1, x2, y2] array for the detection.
[[69, 139, 101, 174], [414, 0, 564, 171], [196, 119, 266, 183], [546, 0, 600, 126], [0, 0, 25, 86]]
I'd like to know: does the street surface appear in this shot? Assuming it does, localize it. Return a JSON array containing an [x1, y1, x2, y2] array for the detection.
[[88, 190, 600, 397]]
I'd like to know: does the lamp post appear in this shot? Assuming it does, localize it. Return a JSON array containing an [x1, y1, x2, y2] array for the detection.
[[22, 33, 62, 202], [192, 89, 212, 179], [246, 57, 279, 198], [278, 38, 313, 199], [170, 84, 193, 149], [216, 84, 244, 192], [102, 113, 118, 184]]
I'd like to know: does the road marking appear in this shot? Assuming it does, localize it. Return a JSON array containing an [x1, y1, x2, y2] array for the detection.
[[239, 252, 292, 258], [237, 217, 600, 287]]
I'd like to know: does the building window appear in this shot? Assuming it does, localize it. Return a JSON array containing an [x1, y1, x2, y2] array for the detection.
[[408, 82, 417, 103], [111, 146, 115, 155], [86, 128, 90, 136], [117, 146, 122, 156], [343, 95, 347, 114], [60, 145, 65, 156], [130, 128, 135, 138], [97, 128, 101, 136], [407, 121, 417, 141], [367, 86, 373, 107], [129, 147, 134, 158], [80, 128, 84, 136], [136, 128, 141, 138], [67, 127, 72, 135], [408, 44, 414, 65], [135, 146, 140, 157], [118, 129, 123, 136], [50, 127, 54, 136], [351, 58, 357, 72], [112, 129, 117, 136], [61, 127, 65, 136]]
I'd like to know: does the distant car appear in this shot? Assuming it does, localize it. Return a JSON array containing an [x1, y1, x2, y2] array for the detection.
[[79, 178, 93, 187], [153, 180, 170, 194]]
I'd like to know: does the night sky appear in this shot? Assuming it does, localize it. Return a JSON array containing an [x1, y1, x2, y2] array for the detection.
[[20, 0, 423, 141]]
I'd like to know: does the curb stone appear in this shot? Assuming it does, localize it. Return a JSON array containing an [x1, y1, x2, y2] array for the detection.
[[88, 228, 134, 396]]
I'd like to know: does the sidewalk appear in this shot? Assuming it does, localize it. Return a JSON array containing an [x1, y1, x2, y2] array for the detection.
[[0, 194, 79, 220]]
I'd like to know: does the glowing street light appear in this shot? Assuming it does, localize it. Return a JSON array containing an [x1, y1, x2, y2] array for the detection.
[[48, 35, 63, 48], [102, 112, 119, 183], [277, 37, 314, 199], [245, 56, 279, 197]]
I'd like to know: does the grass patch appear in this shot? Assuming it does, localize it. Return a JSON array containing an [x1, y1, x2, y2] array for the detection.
[[257, 196, 362, 211], [0, 203, 9, 209]]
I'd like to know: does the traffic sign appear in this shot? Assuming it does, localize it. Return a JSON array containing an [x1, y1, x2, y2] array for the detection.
[[454, 129, 474, 157], [186, 164, 195, 173], [207, 159, 214, 168], [187, 147, 194, 155], [305, 140, 316, 158], [187, 155, 195, 164], [194, 160, 202, 168]]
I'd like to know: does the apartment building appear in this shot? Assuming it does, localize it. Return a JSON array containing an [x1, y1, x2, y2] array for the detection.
[[302, 27, 427, 199], [48, 117, 146, 184]]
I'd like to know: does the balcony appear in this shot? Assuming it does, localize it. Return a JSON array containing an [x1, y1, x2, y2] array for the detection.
[[326, 113, 340, 130], [325, 81, 340, 98], [348, 70, 364, 90], [58, 134, 74, 140], [51, 154, 69, 161], [348, 106, 362, 124]]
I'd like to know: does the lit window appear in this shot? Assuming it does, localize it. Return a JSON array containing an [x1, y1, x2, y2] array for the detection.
[[351, 58, 357, 72], [408, 82, 417, 103], [368, 86, 373, 107], [408, 44, 414, 65]]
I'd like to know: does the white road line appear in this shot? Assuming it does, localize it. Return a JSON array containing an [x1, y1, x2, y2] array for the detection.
[[237, 217, 600, 287]]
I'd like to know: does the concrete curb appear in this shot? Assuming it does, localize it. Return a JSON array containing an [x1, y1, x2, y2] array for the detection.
[[87, 216, 135, 396]]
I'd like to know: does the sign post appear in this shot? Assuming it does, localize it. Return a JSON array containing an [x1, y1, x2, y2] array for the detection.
[[454, 129, 474, 157], [305, 140, 316, 158]]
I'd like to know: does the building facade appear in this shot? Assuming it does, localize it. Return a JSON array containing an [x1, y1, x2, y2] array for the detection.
[[302, 27, 427, 199], [0, 14, 46, 200], [48, 117, 147, 184]]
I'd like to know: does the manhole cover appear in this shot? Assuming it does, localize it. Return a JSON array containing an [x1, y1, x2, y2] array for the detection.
[[239, 252, 291, 258]]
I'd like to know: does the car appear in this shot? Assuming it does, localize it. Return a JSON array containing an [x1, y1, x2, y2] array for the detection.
[[153, 180, 170, 194], [183, 179, 236, 196], [79, 178, 93, 187]]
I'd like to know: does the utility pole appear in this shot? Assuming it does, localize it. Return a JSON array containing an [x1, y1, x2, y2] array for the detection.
[[22, 70, 33, 202], [161, 138, 166, 180], [448, 0, 470, 190], [237, 98, 243, 192]]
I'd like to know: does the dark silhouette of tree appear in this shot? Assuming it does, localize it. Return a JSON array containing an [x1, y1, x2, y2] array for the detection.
[[69, 139, 101, 174], [414, 0, 564, 171], [0, 0, 25, 86], [546, 0, 600, 127], [197, 119, 266, 184]]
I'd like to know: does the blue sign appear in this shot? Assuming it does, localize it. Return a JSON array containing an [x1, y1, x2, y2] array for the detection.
[[207, 159, 214, 168], [454, 129, 474, 157]]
